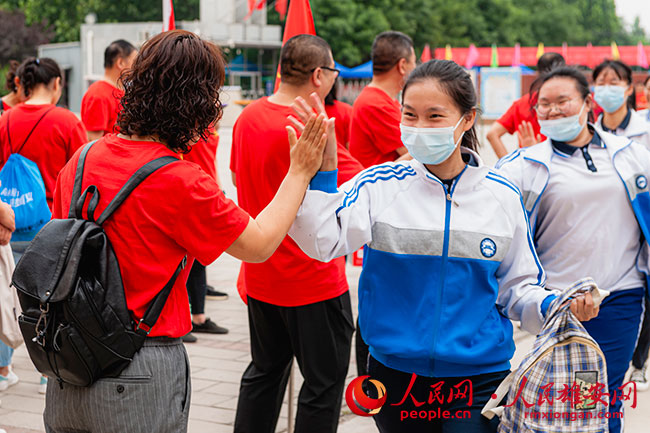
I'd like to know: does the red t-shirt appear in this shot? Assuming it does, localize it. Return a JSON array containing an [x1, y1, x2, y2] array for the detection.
[[230, 97, 363, 307], [52, 135, 250, 337], [184, 129, 218, 181], [496, 93, 546, 146], [0, 103, 87, 208], [325, 100, 353, 147], [81, 81, 124, 136], [0, 100, 11, 113], [349, 86, 403, 167]]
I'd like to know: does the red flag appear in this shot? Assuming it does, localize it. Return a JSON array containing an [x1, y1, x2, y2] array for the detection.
[[162, 0, 175, 31], [465, 44, 479, 69], [245, 0, 266, 20], [276, 0, 288, 20], [512, 43, 521, 67], [638, 42, 649, 69], [421, 44, 432, 63], [274, 0, 316, 92]]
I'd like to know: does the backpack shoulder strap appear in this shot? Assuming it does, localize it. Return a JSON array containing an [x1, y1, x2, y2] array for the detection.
[[11, 106, 56, 155], [69, 141, 97, 218], [135, 255, 187, 337], [96, 155, 179, 225]]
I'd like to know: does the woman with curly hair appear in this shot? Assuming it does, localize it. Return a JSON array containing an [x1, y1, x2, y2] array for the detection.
[[45, 30, 329, 433], [0, 60, 26, 114]]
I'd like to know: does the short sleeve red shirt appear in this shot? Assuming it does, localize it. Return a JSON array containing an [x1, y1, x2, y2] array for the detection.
[[349, 86, 403, 167], [0, 103, 87, 208], [496, 92, 546, 146], [231, 97, 361, 307], [325, 100, 353, 147], [184, 129, 218, 181], [52, 135, 250, 337], [81, 81, 124, 136]]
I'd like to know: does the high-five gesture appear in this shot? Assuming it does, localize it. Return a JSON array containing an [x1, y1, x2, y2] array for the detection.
[[288, 93, 338, 172], [286, 113, 329, 180]]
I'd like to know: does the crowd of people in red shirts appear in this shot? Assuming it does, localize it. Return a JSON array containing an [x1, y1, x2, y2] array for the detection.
[[1, 26, 650, 433]]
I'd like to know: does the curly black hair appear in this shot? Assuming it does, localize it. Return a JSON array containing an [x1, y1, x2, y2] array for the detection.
[[117, 30, 225, 153]]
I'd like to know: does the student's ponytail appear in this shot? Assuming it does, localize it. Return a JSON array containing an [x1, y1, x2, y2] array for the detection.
[[17, 58, 62, 97]]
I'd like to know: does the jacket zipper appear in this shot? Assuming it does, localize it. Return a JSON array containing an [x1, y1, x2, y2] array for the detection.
[[429, 177, 459, 373]]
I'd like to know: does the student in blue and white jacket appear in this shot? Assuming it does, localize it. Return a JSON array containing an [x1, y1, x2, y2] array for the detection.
[[593, 60, 650, 148], [497, 66, 648, 433], [288, 60, 598, 433]]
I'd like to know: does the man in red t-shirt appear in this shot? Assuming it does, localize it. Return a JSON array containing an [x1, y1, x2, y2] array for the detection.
[[81, 40, 137, 141], [231, 35, 362, 433], [487, 52, 565, 159], [349, 31, 416, 167]]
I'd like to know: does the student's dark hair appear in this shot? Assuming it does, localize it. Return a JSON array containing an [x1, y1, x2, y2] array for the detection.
[[371, 31, 413, 75], [402, 60, 480, 151], [531, 66, 594, 122], [5, 60, 19, 93], [593, 59, 635, 109], [17, 57, 62, 98], [536, 52, 565, 74], [280, 35, 332, 86], [644, 75, 650, 86], [117, 30, 225, 153], [104, 39, 137, 69]]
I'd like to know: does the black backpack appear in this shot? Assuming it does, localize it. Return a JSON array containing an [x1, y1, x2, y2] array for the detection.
[[12, 142, 186, 387]]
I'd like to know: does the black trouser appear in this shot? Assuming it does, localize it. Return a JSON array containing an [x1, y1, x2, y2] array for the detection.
[[234, 292, 355, 433], [368, 355, 507, 433], [356, 318, 370, 376], [632, 297, 650, 369], [186, 261, 207, 315]]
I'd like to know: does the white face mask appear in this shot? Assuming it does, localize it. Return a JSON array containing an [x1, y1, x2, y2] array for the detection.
[[594, 85, 627, 113], [400, 117, 465, 165], [538, 102, 587, 142]]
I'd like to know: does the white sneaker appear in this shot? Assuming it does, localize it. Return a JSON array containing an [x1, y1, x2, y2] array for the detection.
[[0, 370, 18, 391], [39, 376, 48, 394], [630, 366, 650, 392]]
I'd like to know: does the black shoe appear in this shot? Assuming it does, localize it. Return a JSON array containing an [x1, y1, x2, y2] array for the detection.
[[205, 286, 228, 301], [181, 332, 197, 343], [192, 318, 229, 334], [205, 286, 229, 300]]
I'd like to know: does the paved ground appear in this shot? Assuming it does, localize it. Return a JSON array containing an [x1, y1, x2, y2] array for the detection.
[[1, 126, 649, 432]]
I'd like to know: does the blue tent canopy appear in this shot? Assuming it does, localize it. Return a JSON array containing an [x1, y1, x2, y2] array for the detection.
[[336, 61, 373, 79], [228, 55, 260, 72]]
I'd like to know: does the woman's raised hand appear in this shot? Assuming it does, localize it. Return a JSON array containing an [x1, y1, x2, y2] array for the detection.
[[286, 113, 328, 181]]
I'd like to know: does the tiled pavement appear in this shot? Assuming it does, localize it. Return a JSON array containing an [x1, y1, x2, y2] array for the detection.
[[1, 127, 649, 432]]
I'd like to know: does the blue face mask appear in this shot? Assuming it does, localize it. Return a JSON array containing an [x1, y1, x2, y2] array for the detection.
[[400, 117, 465, 165], [594, 85, 627, 113], [538, 102, 586, 142]]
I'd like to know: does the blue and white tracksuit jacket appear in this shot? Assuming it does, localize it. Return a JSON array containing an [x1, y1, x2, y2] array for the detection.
[[496, 129, 650, 294], [289, 149, 556, 378]]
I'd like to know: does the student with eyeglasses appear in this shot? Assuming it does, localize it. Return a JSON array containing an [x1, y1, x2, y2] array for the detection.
[[498, 66, 650, 433]]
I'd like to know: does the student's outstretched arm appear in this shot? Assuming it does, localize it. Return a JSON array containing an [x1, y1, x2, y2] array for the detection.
[[226, 115, 328, 263]]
